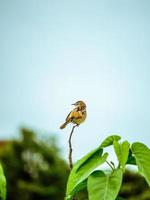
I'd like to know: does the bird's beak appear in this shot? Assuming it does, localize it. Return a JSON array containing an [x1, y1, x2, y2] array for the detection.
[[72, 103, 76, 106]]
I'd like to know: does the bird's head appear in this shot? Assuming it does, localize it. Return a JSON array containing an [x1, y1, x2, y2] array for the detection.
[[72, 101, 86, 108]]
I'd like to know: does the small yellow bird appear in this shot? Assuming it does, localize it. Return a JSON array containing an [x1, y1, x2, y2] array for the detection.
[[60, 101, 87, 129]]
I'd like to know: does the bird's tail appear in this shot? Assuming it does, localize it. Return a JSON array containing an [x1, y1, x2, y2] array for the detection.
[[60, 121, 68, 129]]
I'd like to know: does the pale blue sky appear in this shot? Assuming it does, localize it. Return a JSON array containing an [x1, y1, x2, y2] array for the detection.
[[0, 0, 150, 162]]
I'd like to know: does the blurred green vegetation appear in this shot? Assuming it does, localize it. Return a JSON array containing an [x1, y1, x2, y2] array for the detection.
[[119, 170, 150, 200], [0, 128, 149, 200], [0, 128, 69, 200]]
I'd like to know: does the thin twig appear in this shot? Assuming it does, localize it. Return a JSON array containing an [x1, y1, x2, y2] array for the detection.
[[68, 124, 78, 170], [68, 124, 78, 200]]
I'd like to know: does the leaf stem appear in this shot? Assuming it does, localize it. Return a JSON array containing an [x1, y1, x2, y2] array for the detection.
[[106, 160, 115, 171]]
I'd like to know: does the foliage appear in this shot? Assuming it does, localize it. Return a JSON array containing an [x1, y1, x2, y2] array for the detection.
[[88, 169, 123, 200], [131, 142, 150, 186], [0, 163, 6, 200], [0, 128, 69, 200], [113, 140, 130, 169], [119, 170, 150, 200], [65, 135, 150, 200], [1, 130, 150, 200], [66, 147, 108, 199]]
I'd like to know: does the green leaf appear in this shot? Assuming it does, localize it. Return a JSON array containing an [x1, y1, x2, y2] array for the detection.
[[126, 150, 136, 165], [113, 140, 130, 168], [113, 140, 122, 164], [131, 142, 150, 186], [65, 179, 87, 200], [121, 141, 130, 167], [100, 135, 121, 148], [88, 169, 123, 200], [65, 148, 108, 200], [75, 147, 103, 172], [0, 164, 6, 200]]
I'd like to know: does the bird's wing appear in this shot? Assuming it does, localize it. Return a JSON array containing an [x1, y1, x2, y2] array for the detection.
[[65, 108, 77, 121], [65, 111, 72, 122], [66, 109, 82, 122]]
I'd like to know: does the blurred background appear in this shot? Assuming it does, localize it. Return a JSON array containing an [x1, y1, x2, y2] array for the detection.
[[0, 0, 150, 199]]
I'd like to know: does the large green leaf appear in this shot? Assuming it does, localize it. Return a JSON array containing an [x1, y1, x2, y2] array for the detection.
[[113, 140, 130, 169], [121, 141, 130, 167], [131, 142, 150, 186], [75, 147, 103, 172], [65, 147, 108, 200], [100, 135, 121, 148], [0, 164, 6, 200], [88, 169, 123, 200], [113, 140, 122, 164]]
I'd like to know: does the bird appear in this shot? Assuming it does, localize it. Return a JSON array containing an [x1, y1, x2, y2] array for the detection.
[[60, 101, 87, 129]]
